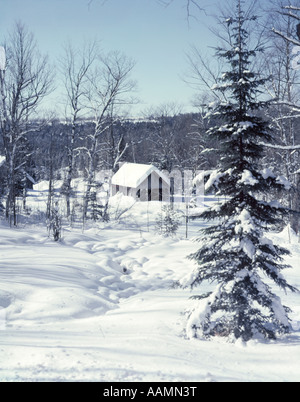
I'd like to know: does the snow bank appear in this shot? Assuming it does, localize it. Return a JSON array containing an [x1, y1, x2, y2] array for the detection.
[[0, 190, 299, 381]]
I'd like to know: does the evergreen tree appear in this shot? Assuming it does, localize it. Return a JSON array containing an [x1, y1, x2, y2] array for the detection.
[[185, 0, 298, 342], [155, 205, 181, 237]]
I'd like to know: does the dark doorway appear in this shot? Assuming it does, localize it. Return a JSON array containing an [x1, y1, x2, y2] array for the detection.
[[159, 177, 163, 201], [148, 174, 151, 201], [170, 177, 174, 204]]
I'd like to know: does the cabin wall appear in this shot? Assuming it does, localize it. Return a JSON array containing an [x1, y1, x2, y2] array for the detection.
[[137, 172, 170, 202], [112, 172, 170, 202], [112, 169, 205, 204], [111, 184, 131, 197]]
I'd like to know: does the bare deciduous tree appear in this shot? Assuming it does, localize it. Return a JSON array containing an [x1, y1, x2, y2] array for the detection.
[[158, 0, 205, 19], [268, 1, 300, 232], [272, 3, 300, 46], [59, 39, 98, 217], [82, 51, 136, 220], [0, 22, 53, 226]]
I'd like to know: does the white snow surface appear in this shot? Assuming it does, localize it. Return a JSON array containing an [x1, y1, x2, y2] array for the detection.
[[0, 195, 300, 382]]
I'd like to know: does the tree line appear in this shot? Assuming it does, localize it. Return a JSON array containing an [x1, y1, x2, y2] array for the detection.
[[1, 1, 300, 232]]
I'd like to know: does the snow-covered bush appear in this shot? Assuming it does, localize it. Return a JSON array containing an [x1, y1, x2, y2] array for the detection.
[[89, 190, 109, 222], [47, 202, 62, 242], [155, 205, 181, 237]]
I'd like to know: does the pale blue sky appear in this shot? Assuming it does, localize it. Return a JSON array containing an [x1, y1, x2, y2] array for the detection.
[[0, 0, 218, 116]]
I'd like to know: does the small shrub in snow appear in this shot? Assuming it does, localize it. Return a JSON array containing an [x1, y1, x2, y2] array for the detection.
[[86, 183, 110, 223], [90, 192, 109, 222], [156, 205, 181, 237], [47, 202, 62, 242]]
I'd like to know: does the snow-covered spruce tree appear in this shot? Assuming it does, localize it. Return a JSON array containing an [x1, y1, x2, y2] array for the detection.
[[156, 205, 181, 237], [185, 1, 298, 342]]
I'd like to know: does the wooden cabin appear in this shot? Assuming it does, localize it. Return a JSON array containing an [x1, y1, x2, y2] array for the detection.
[[111, 163, 170, 202]]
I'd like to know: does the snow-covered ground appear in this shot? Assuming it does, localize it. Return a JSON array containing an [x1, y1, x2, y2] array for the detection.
[[0, 190, 300, 382]]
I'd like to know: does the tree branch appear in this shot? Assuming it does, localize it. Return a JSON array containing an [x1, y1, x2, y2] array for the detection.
[[272, 27, 300, 46], [260, 142, 300, 150]]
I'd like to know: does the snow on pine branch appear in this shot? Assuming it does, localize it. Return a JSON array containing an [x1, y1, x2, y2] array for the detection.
[[192, 169, 224, 191], [259, 142, 300, 150], [193, 166, 292, 193], [237, 170, 258, 186]]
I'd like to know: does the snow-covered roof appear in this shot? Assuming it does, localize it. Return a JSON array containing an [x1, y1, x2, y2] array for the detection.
[[111, 163, 170, 188]]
